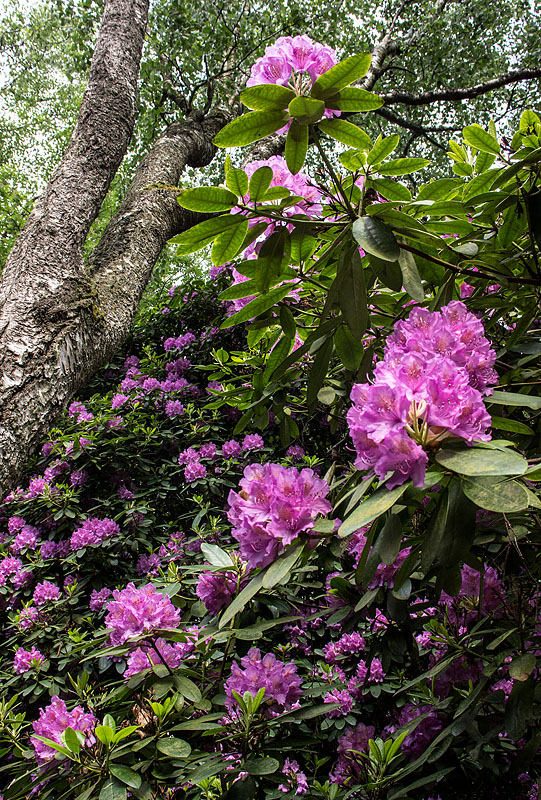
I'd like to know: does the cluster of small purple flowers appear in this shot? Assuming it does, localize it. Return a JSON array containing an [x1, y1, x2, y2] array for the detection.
[[347, 302, 497, 488], [247, 34, 337, 92], [225, 648, 303, 715], [10, 522, 40, 554], [13, 646, 44, 674], [70, 517, 120, 550], [104, 582, 181, 646], [33, 580, 61, 607], [89, 587, 112, 612], [179, 435, 265, 483], [31, 696, 96, 763], [163, 332, 196, 351], [227, 462, 331, 569]]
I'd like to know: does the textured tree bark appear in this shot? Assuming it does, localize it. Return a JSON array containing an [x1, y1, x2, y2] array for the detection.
[[0, 0, 228, 497]]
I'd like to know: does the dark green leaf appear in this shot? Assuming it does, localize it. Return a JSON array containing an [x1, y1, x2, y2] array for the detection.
[[417, 179, 462, 201], [338, 247, 368, 339], [339, 483, 410, 537], [367, 253, 402, 291], [377, 514, 402, 565], [177, 186, 237, 213], [214, 111, 288, 147], [488, 391, 541, 410], [240, 84, 295, 111], [505, 677, 534, 739], [61, 726, 81, 754], [219, 571, 265, 628], [398, 249, 424, 302], [285, 119, 309, 174], [509, 654, 536, 682], [109, 766, 142, 790], [307, 337, 333, 408], [435, 447, 528, 476], [490, 417, 533, 435], [244, 757, 279, 776], [99, 779, 127, 800], [156, 738, 191, 758], [334, 325, 363, 370], [462, 476, 530, 512], [279, 305, 297, 339], [352, 216, 400, 261], [173, 676, 201, 703]]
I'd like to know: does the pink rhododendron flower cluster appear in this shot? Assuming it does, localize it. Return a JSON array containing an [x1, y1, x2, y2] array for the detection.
[[70, 517, 120, 550], [104, 582, 181, 646], [123, 630, 198, 679], [278, 758, 309, 795], [227, 463, 332, 569], [33, 580, 61, 607], [89, 587, 112, 612], [11, 524, 40, 554], [163, 332, 196, 351], [225, 647, 303, 715], [196, 569, 238, 615], [330, 722, 376, 784], [347, 302, 497, 488], [31, 696, 96, 763], [13, 646, 44, 674], [247, 35, 337, 91]]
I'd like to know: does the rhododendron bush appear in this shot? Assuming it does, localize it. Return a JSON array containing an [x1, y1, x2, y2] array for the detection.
[[0, 36, 540, 800]]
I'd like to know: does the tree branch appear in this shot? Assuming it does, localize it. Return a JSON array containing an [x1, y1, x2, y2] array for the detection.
[[382, 68, 541, 106]]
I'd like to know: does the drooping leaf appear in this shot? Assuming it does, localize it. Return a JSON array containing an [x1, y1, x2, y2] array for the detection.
[[177, 186, 237, 213], [339, 483, 411, 537], [240, 84, 295, 111], [461, 476, 530, 512], [367, 253, 402, 291], [338, 247, 368, 339], [509, 654, 537, 682], [262, 544, 304, 589], [352, 216, 400, 261], [307, 337, 334, 408], [200, 543, 232, 567], [108, 766, 142, 790], [311, 53, 372, 98], [398, 249, 424, 301], [317, 118, 371, 149], [488, 391, 541, 410], [334, 324, 363, 371], [377, 514, 403, 565], [214, 110, 288, 148], [435, 447, 528, 476], [219, 571, 265, 628], [211, 219, 249, 266], [285, 119, 309, 174]]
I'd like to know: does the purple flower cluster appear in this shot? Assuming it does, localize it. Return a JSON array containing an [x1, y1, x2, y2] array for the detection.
[[227, 463, 332, 569], [163, 332, 196, 351], [13, 646, 44, 674], [247, 35, 337, 91], [124, 630, 198, 679], [89, 587, 113, 612], [347, 302, 497, 488], [241, 433, 264, 452], [164, 400, 185, 417], [104, 582, 181, 646], [68, 401, 94, 422], [196, 569, 238, 615], [70, 517, 120, 550], [222, 439, 242, 457], [33, 580, 61, 607], [331, 722, 376, 784], [11, 524, 40, 554], [225, 647, 302, 715], [278, 759, 309, 795], [185, 462, 207, 483], [31, 696, 96, 763]]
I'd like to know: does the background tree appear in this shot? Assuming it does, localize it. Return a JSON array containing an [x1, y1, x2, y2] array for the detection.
[[0, 0, 540, 497]]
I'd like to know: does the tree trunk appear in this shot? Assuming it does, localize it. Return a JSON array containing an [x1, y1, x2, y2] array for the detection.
[[0, 0, 227, 497]]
